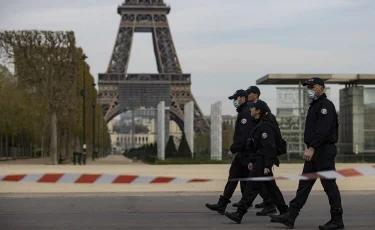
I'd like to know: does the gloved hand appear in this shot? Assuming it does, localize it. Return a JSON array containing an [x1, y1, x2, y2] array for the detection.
[[228, 151, 234, 158]]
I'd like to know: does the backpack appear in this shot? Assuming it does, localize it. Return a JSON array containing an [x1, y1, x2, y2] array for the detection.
[[251, 116, 287, 156], [264, 120, 287, 156]]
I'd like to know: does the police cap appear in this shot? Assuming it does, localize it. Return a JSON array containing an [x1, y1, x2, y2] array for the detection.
[[228, 89, 247, 100], [302, 77, 325, 87], [253, 100, 269, 114], [246, 86, 261, 95]]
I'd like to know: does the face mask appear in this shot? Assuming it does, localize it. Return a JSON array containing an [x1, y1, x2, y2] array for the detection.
[[307, 90, 316, 99], [233, 100, 241, 108]]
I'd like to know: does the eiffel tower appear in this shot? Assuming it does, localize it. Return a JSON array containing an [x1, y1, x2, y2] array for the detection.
[[98, 0, 209, 135]]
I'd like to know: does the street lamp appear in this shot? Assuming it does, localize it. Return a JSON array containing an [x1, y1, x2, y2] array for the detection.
[[81, 53, 88, 163]]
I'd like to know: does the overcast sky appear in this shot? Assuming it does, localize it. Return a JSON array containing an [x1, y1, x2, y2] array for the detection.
[[1, 0, 374, 115]]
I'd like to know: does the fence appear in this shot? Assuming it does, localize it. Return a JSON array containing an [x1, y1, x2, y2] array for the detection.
[[0, 146, 35, 160], [0, 146, 111, 161]]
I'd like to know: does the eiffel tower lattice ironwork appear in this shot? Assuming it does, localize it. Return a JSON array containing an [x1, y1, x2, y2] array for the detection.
[[98, 0, 210, 134]]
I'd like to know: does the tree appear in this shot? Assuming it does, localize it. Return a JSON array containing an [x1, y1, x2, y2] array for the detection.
[[0, 65, 45, 158], [0, 30, 77, 164], [165, 136, 177, 158], [177, 133, 192, 158], [0, 31, 112, 163]]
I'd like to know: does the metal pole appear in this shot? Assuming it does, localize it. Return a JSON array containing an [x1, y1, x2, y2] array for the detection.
[[298, 81, 302, 159]]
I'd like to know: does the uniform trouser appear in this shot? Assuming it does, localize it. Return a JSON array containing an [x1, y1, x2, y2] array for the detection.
[[259, 183, 272, 205], [288, 144, 343, 219], [237, 160, 288, 215], [222, 154, 249, 201]]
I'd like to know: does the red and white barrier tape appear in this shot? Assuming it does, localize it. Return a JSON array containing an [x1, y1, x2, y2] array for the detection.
[[230, 165, 375, 182], [0, 165, 374, 184], [0, 173, 211, 184]]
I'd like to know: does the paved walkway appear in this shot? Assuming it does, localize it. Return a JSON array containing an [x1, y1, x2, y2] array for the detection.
[[0, 192, 373, 229], [90, 155, 145, 165]]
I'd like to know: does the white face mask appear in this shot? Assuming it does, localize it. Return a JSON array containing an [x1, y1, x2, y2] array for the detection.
[[233, 100, 241, 108], [308, 90, 316, 99]]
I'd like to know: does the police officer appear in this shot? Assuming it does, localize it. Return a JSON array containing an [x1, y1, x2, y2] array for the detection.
[[246, 86, 278, 216], [247, 86, 279, 130], [270, 77, 344, 230], [224, 100, 288, 224], [205, 89, 252, 214]]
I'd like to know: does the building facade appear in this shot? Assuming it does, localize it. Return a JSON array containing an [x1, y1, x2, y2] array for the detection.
[[110, 119, 181, 154], [276, 86, 375, 155]]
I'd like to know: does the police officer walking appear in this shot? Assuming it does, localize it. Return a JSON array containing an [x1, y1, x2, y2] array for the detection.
[[224, 100, 288, 224], [246, 86, 279, 216], [270, 77, 344, 230], [205, 89, 253, 214]]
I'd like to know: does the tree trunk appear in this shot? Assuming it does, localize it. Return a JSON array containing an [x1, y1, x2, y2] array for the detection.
[[40, 122, 46, 157], [56, 126, 59, 161], [11, 134, 14, 159], [66, 131, 71, 161], [50, 111, 58, 165], [66, 130, 72, 160], [74, 135, 80, 152], [30, 142, 32, 158], [40, 136, 45, 157], [21, 135, 24, 158], [5, 135, 8, 159], [33, 123, 36, 158], [0, 131, 2, 159], [45, 136, 50, 157], [60, 128, 67, 160]]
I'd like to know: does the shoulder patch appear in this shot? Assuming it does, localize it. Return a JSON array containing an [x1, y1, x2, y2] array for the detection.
[[241, 118, 247, 124], [262, 132, 268, 139], [321, 108, 327, 115]]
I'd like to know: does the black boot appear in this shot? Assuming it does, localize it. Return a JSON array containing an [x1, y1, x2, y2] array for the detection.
[[318, 220, 344, 230], [224, 211, 244, 224], [205, 195, 230, 215], [270, 211, 288, 223], [319, 211, 344, 230], [270, 212, 295, 229], [255, 201, 266, 209], [232, 202, 240, 207], [256, 205, 277, 216]]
